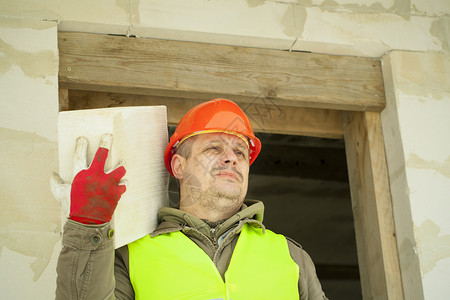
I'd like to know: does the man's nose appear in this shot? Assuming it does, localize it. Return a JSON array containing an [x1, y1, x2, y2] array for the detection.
[[221, 148, 237, 165]]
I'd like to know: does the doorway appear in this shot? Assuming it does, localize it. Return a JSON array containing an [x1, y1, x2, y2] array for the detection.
[[59, 31, 403, 299], [247, 132, 361, 299]]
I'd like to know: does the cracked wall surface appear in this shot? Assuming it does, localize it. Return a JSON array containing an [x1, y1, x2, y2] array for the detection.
[[0, 0, 448, 56]]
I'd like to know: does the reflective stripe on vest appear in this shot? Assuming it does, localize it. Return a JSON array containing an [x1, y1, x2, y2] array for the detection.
[[128, 223, 299, 300]]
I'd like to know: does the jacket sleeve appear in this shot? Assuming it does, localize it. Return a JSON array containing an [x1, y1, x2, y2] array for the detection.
[[286, 238, 328, 300], [55, 220, 134, 300]]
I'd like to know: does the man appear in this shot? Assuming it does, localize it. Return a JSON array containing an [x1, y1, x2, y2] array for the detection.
[[52, 98, 327, 299]]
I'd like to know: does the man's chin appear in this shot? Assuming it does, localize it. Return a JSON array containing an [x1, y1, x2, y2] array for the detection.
[[209, 184, 244, 201]]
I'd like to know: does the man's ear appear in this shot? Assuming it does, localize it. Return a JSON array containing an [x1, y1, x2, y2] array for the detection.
[[171, 154, 186, 180]]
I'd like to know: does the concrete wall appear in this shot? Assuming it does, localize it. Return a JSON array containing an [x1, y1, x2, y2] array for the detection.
[[0, 0, 448, 299]]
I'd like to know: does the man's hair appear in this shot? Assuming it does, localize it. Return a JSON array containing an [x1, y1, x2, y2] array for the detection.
[[173, 136, 198, 194], [175, 135, 198, 159]]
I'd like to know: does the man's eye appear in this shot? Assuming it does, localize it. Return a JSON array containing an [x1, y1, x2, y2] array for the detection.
[[235, 150, 246, 157], [207, 146, 221, 152]]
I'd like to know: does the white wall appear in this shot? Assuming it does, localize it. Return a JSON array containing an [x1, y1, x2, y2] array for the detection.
[[382, 51, 450, 300], [0, 0, 448, 299], [0, 17, 60, 299]]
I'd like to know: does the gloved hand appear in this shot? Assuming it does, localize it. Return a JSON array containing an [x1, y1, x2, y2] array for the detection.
[[51, 134, 126, 224]]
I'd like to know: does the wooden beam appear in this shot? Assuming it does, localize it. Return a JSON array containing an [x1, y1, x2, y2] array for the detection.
[[68, 90, 344, 139], [58, 88, 69, 111], [343, 111, 403, 299], [59, 32, 385, 112]]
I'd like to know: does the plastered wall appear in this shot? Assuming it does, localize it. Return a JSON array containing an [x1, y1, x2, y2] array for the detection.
[[0, 0, 449, 299], [381, 51, 450, 300], [0, 17, 60, 299], [1, 0, 449, 56]]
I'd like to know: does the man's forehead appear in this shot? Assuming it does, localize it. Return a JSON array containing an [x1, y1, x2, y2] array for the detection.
[[196, 133, 248, 148]]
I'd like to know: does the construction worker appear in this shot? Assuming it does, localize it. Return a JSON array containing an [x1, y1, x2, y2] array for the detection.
[[52, 98, 327, 299]]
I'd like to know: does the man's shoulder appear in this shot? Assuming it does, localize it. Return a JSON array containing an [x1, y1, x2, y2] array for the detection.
[[285, 236, 303, 249], [282, 235, 315, 270]]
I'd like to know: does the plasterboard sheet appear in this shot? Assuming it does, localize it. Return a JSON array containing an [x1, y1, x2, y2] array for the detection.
[[58, 106, 169, 248]]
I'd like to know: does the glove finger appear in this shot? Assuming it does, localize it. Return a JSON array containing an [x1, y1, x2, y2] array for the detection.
[[90, 147, 109, 171], [99, 133, 113, 151], [117, 184, 127, 197], [106, 159, 126, 174], [50, 171, 64, 185], [50, 172, 66, 199], [89, 134, 113, 171], [50, 172, 71, 216], [73, 137, 88, 176], [109, 165, 126, 183]]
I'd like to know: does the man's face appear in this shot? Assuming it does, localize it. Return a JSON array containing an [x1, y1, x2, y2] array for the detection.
[[179, 132, 250, 213]]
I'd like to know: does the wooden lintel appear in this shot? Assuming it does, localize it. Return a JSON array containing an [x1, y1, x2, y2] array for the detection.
[[343, 111, 403, 299], [58, 88, 69, 111], [68, 90, 344, 139], [58, 32, 385, 112]]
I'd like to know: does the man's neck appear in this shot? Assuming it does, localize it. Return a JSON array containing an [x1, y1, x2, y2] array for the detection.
[[178, 185, 245, 222], [201, 218, 227, 228], [179, 203, 237, 222]]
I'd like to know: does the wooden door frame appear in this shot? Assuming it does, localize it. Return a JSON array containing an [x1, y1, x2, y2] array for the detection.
[[58, 32, 403, 299]]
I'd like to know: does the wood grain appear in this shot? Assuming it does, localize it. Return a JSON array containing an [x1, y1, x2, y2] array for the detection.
[[343, 111, 403, 299], [68, 90, 344, 139], [59, 32, 385, 112], [58, 88, 69, 111]]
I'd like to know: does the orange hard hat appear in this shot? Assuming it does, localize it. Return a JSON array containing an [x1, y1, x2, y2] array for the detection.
[[164, 98, 261, 176]]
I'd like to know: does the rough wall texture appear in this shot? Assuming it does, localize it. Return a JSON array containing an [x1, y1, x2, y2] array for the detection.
[[382, 51, 450, 300], [395, 51, 449, 300], [0, 17, 60, 299], [0, 0, 448, 57], [0, 0, 449, 299]]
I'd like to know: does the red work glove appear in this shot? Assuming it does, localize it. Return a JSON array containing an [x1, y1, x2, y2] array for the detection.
[[51, 134, 126, 224], [70, 147, 126, 224]]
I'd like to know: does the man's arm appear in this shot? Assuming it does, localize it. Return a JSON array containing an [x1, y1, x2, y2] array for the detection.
[[55, 220, 135, 300], [115, 244, 134, 299], [52, 135, 130, 299], [56, 220, 116, 300], [286, 238, 328, 300]]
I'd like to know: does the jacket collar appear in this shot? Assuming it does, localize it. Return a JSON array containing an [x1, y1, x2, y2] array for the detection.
[[151, 199, 265, 238]]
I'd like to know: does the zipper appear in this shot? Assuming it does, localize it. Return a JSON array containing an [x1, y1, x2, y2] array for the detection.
[[210, 227, 216, 241], [212, 222, 242, 264], [182, 225, 216, 250]]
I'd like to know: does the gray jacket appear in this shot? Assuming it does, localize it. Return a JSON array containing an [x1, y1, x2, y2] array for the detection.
[[55, 200, 327, 299]]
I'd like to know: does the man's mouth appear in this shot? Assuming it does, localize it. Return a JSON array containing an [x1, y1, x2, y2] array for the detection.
[[215, 170, 241, 181]]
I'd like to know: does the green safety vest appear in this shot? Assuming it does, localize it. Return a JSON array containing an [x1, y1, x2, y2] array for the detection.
[[128, 223, 299, 300]]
